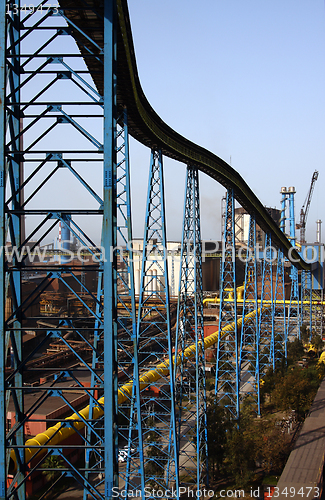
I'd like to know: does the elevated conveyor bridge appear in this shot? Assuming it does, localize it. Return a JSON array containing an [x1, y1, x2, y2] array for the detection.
[[1, 1, 316, 500]]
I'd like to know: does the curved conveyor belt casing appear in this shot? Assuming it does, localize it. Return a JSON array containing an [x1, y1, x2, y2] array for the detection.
[[58, 0, 309, 270]]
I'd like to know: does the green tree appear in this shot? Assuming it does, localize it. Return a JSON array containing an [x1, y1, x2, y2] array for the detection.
[[270, 368, 317, 419], [206, 398, 232, 479], [286, 338, 305, 366], [42, 455, 64, 482], [251, 419, 291, 474], [223, 424, 255, 487]]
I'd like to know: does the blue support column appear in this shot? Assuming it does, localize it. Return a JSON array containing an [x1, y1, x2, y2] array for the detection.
[[175, 166, 208, 490], [4, 3, 120, 498], [301, 270, 312, 340], [84, 108, 142, 497], [0, 0, 6, 497], [273, 251, 286, 366], [115, 109, 144, 495], [136, 150, 178, 495], [215, 189, 239, 420], [239, 215, 259, 413], [275, 190, 287, 362], [6, 5, 25, 498], [257, 233, 274, 413], [287, 189, 300, 341], [103, 1, 118, 496], [311, 289, 323, 336], [288, 189, 296, 248]]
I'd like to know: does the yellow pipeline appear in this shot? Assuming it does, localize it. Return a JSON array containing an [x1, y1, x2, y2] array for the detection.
[[203, 284, 325, 306], [203, 285, 246, 305], [11, 307, 262, 470], [205, 298, 324, 305]]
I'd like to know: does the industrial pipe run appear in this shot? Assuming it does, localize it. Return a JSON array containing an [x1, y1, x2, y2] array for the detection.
[[10, 308, 262, 471]]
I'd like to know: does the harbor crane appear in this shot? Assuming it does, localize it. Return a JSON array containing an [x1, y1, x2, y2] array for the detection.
[[296, 170, 319, 243]]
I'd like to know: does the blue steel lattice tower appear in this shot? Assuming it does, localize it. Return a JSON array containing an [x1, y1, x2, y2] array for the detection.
[[136, 150, 179, 496], [215, 189, 239, 419], [239, 215, 259, 412], [258, 233, 274, 379], [175, 165, 208, 489], [2, 2, 119, 498]]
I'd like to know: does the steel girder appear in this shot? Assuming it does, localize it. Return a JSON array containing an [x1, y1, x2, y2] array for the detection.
[[175, 165, 208, 489], [215, 188, 239, 419], [135, 150, 178, 496]]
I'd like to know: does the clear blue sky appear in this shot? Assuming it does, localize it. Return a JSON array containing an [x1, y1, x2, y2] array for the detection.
[[127, 0, 325, 243]]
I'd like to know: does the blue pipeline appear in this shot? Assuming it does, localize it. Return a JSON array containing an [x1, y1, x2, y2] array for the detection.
[[60, 216, 72, 264], [288, 190, 296, 245]]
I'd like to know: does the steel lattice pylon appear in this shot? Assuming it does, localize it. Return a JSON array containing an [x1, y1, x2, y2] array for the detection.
[[3, 2, 118, 498], [257, 233, 274, 413], [215, 188, 239, 419], [273, 190, 287, 364], [301, 270, 312, 338], [114, 110, 144, 494], [175, 165, 208, 489], [136, 150, 179, 496], [273, 250, 286, 367], [287, 267, 300, 341], [239, 215, 259, 412], [285, 188, 300, 341], [311, 289, 323, 336], [301, 247, 323, 339]]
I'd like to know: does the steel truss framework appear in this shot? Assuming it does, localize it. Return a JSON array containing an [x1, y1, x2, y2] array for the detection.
[[239, 215, 259, 412], [0, 1, 314, 498], [215, 188, 239, 419], [281, 189, 300, 341], [135, 149, 178, 496], [258, 234, 274, 389], [310, 289, 324, 336], [3, 2, 116, 499], [274, 192, 287, 362], [301, 270, 312, 338], [273, 250, 286, 366], [175, 165, 208, 489], [287, 266, 300, 341]]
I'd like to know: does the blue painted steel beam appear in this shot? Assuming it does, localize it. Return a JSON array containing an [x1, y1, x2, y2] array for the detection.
[[103, 0, 118, 497], [257, 233, 274, 414], [3, 3, 118, 498], [136, 150, 178, 495], [287, 189, 300, 341], [6, 4, 25, 498], [273, 251, 286, 366], [175, 165, 208, 489], [0, 0, 6, 496], [239, 215, 259, 413], [301, 270, 312, 339], [114, 109, 144, 495], [215, 188, 239, 420]]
